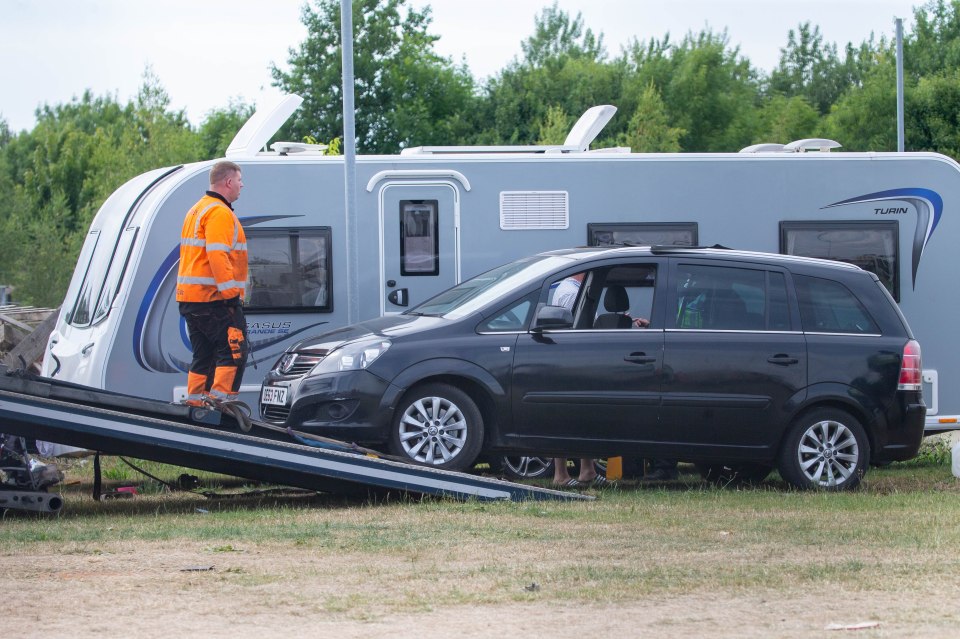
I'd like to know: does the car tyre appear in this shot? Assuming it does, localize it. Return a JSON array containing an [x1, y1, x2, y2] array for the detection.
[[777, 407, 870, 491], [497, 456, 555, 480], [696, 462, 771, 487], [390, 383, 484, 471]]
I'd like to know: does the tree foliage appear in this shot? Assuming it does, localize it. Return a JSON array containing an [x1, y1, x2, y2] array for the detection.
[[480, 5, 622, 146], [766, 22, 876, 115], [0, 72, 202, 305], [618, 82, 684, 152], [10, 0, 960, 304], [270, 0, 478, 153], [197, 98, 256, 158], [521, 1, 606, 66]]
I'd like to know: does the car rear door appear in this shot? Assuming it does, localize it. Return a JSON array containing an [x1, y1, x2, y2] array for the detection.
[[658, 258, 807, 457]]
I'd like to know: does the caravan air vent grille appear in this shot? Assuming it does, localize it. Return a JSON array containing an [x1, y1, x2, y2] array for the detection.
[[499, 191, 569, 230]]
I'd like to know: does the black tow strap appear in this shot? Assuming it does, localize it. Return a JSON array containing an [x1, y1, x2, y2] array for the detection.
[[93, 452, 102, 501]]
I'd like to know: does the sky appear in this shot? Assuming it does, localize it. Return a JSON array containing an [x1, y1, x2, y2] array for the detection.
[[1, 0, 922, 133]]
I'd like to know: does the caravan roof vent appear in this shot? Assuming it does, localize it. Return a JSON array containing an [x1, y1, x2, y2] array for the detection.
[[399, 105, 617, 155], [226, 94, 303, 158], [500, 191, 569, 230], [783, 138, 842, 153], [739, 143, 786, 153], [270, 141, 328, 155], [564, 105, 618, 151]]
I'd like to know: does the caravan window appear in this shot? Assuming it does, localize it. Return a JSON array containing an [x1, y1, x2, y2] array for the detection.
[[64, 165, 178, 328], [90, 227, 139, 325], [64, 230, 101, 326], [400, 200, 439, 276], [588, 223, 697, 248], [246, 228, 332, 312], [69, 226, 139, 327], [780, 221, 899, 301]]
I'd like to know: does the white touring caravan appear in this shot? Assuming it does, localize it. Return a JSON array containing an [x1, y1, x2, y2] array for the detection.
[[42, 95, 960, 434]]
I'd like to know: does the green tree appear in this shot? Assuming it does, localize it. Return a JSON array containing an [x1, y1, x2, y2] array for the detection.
[[905, 0, 960, 77], [905, 69, 960, 156], [754, 94, 820, 144], [617, 82, 684, 152], [621, 29, 763, 151], [653, 30, 760, 151], [271, 0, 478, 153], [535, 105, 572, 144], [480, 4, 623, 146], [0, 72, 201, 305], [767, 22, 870, 115], [197, 98, 255, 158], [521, 1, 605, 66], [818, 57, 899, 151]]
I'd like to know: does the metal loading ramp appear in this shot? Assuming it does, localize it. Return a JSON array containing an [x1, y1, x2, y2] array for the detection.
[[0, 368, 588, 503]]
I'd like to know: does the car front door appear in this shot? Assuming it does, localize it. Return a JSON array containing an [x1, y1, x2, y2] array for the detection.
[[508, 260, 666, 455], [659, 259, 807, 458]]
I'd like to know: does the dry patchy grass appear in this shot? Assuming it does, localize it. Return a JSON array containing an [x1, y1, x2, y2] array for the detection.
[[2, 451, 959, 638]]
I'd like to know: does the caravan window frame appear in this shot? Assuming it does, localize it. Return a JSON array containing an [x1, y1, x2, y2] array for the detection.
[[64, 230, 102, 327], [399, 199, 440, 276], [587, 222, 698, 248], [779, 220, 900, 302], [245, 227, 333, 313], [65, 165, 180, 329]]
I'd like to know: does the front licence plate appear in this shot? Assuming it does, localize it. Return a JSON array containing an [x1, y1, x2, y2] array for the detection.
[[261, 385, 288, 406]]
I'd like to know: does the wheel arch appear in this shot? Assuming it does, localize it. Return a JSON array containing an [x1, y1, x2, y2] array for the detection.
[[785, 385, 878, 458], [776, 401, 873, 490], [381, 359, 506, 448]]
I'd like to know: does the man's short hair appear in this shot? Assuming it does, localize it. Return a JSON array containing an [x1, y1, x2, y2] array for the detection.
[[209, 161, 242, 187]]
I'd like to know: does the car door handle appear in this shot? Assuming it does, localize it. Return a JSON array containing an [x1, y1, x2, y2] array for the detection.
[[767, 354, 799, 366], [624, 352, 656, 364]]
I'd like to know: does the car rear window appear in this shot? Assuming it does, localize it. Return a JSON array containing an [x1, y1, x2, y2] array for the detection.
[[794, 274, 879, 334]]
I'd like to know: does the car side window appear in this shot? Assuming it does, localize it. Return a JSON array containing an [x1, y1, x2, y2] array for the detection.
[[547, 264, 657, 330], [479, 292, 537, 332], [794, 275, 879, 334], [673, 264, 775, 331]]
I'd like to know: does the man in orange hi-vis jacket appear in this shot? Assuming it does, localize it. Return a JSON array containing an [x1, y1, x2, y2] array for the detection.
[[176, 160, 249, 405]]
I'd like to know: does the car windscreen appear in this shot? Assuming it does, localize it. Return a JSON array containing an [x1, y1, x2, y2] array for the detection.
[[409, 255, 575, 320]]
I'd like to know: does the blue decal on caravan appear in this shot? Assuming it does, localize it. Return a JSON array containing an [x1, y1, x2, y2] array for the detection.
[[825, 188, 943, 288], [133, 247, 181, 373], [133, 214, 329, 372]]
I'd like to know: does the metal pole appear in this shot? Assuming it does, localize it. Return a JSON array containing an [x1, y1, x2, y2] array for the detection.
[[341, 0, 359, 323], [896, 18, 905, 152]]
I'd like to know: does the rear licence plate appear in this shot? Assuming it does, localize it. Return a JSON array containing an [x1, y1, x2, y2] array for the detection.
[[261, 385, 288, 406]]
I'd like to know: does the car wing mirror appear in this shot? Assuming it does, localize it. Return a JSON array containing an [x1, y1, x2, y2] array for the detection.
[[531, 305, 574, 333]]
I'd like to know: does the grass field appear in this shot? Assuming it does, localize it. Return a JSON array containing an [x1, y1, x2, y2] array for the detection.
[[2, 439, 959, 638]]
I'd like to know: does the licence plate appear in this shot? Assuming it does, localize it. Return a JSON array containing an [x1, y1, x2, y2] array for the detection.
[[261, 385, 289, 406]]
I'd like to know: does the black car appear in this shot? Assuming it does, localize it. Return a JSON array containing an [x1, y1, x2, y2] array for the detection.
[[260, 246, 926, 490]]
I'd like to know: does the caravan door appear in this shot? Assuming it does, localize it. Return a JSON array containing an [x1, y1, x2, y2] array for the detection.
[[379, 185, 460, 313]]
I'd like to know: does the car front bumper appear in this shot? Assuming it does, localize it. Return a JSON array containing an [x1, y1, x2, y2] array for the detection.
[[260, 369, 398, 445]]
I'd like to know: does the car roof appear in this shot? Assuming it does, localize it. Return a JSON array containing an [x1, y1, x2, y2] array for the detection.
[[540, 245, 864, 272]]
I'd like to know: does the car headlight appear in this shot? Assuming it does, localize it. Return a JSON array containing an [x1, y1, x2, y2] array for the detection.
[[308, 339, 391, 375]]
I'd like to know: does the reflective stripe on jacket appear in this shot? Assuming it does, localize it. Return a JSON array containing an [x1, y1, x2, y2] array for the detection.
[[176, 194, 248, 303]]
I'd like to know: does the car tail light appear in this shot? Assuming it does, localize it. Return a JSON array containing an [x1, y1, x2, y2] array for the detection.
[[898, 340, 922, 391]]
